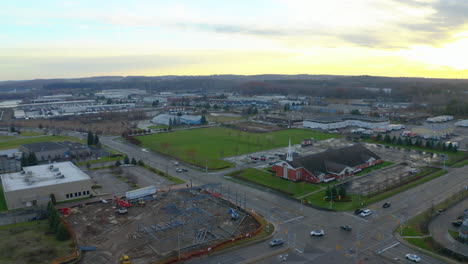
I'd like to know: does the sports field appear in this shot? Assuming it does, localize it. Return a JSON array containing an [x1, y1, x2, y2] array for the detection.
[[136, 127, 339, 169], [0, 135, 83, 150]]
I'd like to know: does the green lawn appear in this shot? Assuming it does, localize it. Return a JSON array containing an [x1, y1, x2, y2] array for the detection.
[[136, 127, 339, 169], [365, 139, 467, 166], [403, 237, 434, 251], [448, 230, 459, 240], [0, 220, 73, 264], [0, 135, 83, 150], [0, 135, 15, 140], [148, 124, 169, 130], [229, 168, 321, 197], [354, 161, 394, 176], [18, 131, 45, 137], [304, 167, 446, 211], [0, 184, 7, 211]]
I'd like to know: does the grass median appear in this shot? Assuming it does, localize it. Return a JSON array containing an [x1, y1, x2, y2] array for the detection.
[[228, 168, 321, 198]]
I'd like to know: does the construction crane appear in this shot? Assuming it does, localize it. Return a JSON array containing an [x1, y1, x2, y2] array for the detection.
[[120, 255, 131, 264]]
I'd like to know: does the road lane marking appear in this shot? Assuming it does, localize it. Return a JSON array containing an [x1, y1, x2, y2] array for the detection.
[[281, 216, 304, 224], [377, 242, 400, 254], [342, 212, 370, 223]]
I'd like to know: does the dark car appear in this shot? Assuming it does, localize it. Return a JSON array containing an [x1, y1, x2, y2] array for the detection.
[[269, 238, 284, 247], [452, 220, 463, 227], [182, 168, 188, 172], [382, 202, 391, 208], [340, 225, 352, 231], [354, 209, 363, 215]]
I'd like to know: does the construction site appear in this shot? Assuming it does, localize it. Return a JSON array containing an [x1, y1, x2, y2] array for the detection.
[[65, 184, 259, 264]]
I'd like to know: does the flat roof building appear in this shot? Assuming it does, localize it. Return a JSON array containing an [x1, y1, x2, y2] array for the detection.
[[1, 161, 92, 210]]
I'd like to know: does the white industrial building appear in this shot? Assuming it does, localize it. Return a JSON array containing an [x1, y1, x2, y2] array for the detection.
[[303, 115, 389, 130], [1, 161, 92, 210], [455, 120, 468, 127], [426, 115, 454, 123]]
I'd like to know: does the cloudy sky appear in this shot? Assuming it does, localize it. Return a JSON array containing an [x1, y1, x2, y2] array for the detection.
[[1, 0, 468, 80]]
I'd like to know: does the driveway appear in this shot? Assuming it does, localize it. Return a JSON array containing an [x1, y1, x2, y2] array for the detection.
[[429, 198, 468, 256]]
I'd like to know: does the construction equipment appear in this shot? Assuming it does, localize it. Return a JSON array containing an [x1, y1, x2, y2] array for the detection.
[[120, 255, 131, 264], [228, 208, 239, 221], [138, 199, 146, 207], [115, 196, 132, 208]]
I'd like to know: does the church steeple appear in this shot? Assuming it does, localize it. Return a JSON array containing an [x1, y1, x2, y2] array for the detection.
[[286, 138, 293, 162]]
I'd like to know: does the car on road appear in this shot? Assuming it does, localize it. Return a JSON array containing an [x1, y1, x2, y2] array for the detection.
[[176, 168, 183, 173], [340, 225, 352, 231], [260, 156, 267, 161], [382, 202, 391, 208], [452, 219, 463, 227], [360, 209, 372, 217], [182, 168, 188, 172], [269, 238, 284, 247], [354, 208, 363, 215], [310, 230, 325, 236], [405, 253, 421, 262]]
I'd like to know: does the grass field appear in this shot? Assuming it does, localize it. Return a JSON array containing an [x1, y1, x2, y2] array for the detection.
[[0, 135, 83, 150], [354, 161, 394, 176], [0, 185, 7, 211], [228, 168, 320, 197], [136, 127, 339, 169], [148, 124, 169, 130], [448, 230, 459, 240], [76, 155, 123, 166], [0, 135, 15, 140], [19, 131, 45, 137], [207, 115, 245, 123], [0, 220, 73, 264], [304, 167, 446, 211]]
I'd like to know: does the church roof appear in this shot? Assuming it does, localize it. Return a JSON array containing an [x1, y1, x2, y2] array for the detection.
[[284, 144, 381, 175]]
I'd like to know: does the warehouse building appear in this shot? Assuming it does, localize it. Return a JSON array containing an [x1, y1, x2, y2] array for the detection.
[[1, 161, 92, 210], [303, 115, 389, 130]]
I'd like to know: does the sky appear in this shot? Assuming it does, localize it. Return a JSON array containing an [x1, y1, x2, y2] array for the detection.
[[1, 0, 468, 80]]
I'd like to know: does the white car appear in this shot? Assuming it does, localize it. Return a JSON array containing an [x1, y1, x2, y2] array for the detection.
[[360, 209, 372, 217], [405, 254, 421, 263], [176, 168, 182, 173], [310, 230, 325, 236]]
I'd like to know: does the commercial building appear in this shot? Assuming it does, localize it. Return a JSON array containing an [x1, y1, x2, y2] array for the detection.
[[303, 115, 389, 130], [1, 161, 93, 209], [272, 143, 382, 183], [152, 114, 202, 125], [20, 141, 91, 162]]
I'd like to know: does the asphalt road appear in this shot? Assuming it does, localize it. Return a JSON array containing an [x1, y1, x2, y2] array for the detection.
[[101, 136, 467, 264]]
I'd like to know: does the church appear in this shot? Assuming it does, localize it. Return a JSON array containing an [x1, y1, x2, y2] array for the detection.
[[271, 142, 382, 184]]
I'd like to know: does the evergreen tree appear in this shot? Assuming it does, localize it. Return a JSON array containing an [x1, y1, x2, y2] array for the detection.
[[94, 134, 99, 145], [425, 141, 431, 148], [50, 193, 56, 205], [200, 115, 207, 125], [453, 145, 458, 152], [338, 186, 347, 199], [21, 154, 28, 168], [87, 131, 93, 145], [124, 156, 130, 164], [391, 136, 397, 143], [447, 142, 453, 151], [30, 152, 38, 165], [384, 134, 391, 143], [115, 160, 122, 166], [169, 118, 173, 126], [397, 137, 403, 145], [56, 222, 71, 241], [137, 160, 144, 166], [131, 158, 137, 165], [376, 134, 382, 141]]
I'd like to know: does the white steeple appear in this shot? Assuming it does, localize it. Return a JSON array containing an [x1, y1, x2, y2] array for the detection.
[[286, 138, 293, 162]]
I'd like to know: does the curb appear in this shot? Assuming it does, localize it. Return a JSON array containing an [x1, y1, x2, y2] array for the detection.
[[208, 222, 278, 257], [239, 247, 290, 264], [394, 233, 459, 264]]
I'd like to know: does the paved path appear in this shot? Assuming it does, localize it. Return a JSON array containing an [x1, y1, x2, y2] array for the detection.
[[429, 198, 468, 256]]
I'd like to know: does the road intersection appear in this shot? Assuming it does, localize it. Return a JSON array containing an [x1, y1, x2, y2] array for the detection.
[[101, 136, 467, 263]]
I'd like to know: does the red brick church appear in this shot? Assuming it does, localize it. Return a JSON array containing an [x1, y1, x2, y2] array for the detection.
[[272, 142, 382, 184]]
